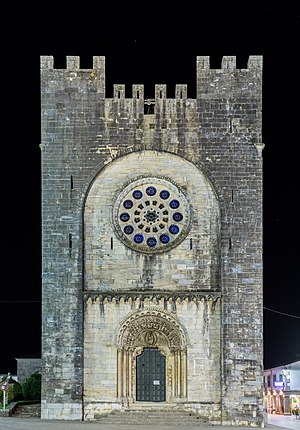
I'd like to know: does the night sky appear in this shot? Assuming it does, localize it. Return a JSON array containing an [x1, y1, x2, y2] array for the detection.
[[1, 5, 299, 375]]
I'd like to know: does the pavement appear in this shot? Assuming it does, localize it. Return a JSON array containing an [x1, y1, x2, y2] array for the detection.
[[0, 414, 299, 430], [267, 413, 300, 430]]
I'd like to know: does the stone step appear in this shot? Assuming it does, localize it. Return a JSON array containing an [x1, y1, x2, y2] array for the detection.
[[12, 403, 214, 426], [13, 403, 41, 418], [95, 409, 212, 426]]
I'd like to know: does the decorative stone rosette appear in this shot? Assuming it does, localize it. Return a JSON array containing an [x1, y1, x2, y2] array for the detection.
[[112, 176, 192, 253]]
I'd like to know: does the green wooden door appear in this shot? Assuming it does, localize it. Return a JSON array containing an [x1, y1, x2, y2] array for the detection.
[[136, 348, 166, 402]]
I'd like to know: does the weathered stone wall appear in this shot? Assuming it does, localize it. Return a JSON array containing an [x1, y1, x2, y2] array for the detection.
[[83, 298, 221, 420], [84, 151, 220, 291], [40, 54, 263, 425], [15, 358, 42, 383]]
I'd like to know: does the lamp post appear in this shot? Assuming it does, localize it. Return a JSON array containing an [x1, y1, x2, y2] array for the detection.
[[1, 373, 15, 410], [1, 381, 8, 410]]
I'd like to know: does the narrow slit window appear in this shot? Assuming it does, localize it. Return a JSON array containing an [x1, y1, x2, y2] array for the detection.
[[111, 237, 113, 249], [229, 238, 232, 249], [70, 175, 74, 190], [144, 100, 155, 114], [190, 238, 193, 250], [69, 234, 72, 249]]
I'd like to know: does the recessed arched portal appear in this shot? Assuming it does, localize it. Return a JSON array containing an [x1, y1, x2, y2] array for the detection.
[[117, 309, 188, 405]]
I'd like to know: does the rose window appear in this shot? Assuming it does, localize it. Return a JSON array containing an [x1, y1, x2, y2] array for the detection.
[[112, 177, 191, 253]]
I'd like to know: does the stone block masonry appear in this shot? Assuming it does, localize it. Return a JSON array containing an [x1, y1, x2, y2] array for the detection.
[[40, 54, 263, 425]]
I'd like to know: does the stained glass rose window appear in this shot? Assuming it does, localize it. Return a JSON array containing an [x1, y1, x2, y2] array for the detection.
[[112, 177, 191, 254]]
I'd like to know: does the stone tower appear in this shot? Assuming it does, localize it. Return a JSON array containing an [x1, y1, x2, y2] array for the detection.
[[40, 54, 264, 426]]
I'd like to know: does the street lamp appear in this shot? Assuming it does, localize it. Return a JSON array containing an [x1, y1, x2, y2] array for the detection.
[[0, 373, 14, 410], [1, 381, 8, 410]]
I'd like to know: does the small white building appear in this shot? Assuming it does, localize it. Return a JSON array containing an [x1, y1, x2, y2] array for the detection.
[[264, 360, 300, 414]]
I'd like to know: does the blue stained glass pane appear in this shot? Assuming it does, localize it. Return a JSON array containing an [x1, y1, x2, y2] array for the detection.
[[120, 213, 130, 222], [134, 234, 144, 244], [173, 212, 183, 222], [124, 225, 134, 235], [123, 200, 133, 209], [160, 190, 170, 200], [169, 199, 180, 209], [169, 225, 179, 235], [147, 237, 157, 247], [133, 190, 143, 199], [146, 186, 157, 196], [160, 234, 170, 243]]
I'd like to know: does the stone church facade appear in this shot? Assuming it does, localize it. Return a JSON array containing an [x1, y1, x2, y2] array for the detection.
[[40, 54, 264, 426]]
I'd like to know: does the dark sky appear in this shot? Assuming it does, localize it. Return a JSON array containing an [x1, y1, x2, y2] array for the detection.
[[2, 5, 299, 375]]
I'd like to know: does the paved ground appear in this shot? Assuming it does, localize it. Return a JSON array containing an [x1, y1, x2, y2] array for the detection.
[[267, 413, 300, 430], [0, 421, 269, 430], [0, 414, 298, 430]]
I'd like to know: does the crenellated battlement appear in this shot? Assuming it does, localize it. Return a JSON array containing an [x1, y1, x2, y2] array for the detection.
[[41, 55, 262, 102], [196, 55, 262, 70], [40, 55, 262, 71], [40, 55, 106, 70]]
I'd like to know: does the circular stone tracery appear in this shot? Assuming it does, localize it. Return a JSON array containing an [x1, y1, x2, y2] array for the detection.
[[112, 177, 191, 253]]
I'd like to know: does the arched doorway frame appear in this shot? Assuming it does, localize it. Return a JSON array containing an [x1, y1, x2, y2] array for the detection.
[[116, 308, 188, 406]]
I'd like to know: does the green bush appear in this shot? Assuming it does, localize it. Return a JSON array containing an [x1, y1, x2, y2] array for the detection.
[[21, 372, 41, 401], [10, 381, 24, 402]]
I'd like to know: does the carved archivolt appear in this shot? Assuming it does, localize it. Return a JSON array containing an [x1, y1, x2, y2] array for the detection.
[[117, 308, 188, 352], [116, 309, 188, 403]]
